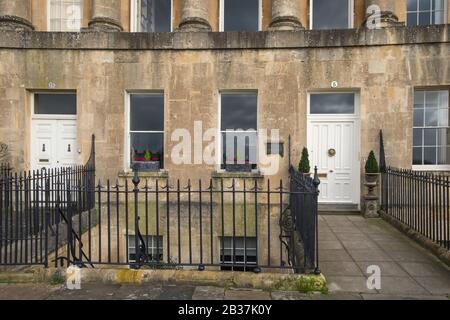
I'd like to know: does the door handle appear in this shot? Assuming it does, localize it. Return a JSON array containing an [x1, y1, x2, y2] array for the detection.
[[42, 144, 46, 152], [329, 170, 334, 173], [68, 144, 71, 152]]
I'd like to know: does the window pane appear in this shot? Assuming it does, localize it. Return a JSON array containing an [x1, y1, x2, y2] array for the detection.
[[425, 109, 439, 126], [419, 12, 431, 25], [438, 109, 449, 127], [310, 93, 355, 114], [439, 91, 449, 108], [49, 0, 83, 31], [223, 0, 259, 31], [413, 147, 423, 165], [35, 94, 77, 115], [434, 0, 445, 10], [424, 147, 437, 164], [437, 128, 450, 146], [424, 128, 437, 146], [432, 10, 444, 24], [407, 13, 418, 26], [408, 0, 418, 11], [140, 0, 171, 32], [413, 109, 424, 127], [419, 0, 431, 10], [413, 129, 423, 146], [438, 147, 450, 164], [131, 133, 164, 166], [222, 132, 258, 167], [313, 0, 350, 30], [414, 91, 425, 106], [130, 94, 164, 131], [221, 94, 257, 130]]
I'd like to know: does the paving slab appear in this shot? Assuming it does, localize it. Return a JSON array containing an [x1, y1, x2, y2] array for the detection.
[[319, 241, 344, 250], [47, 284, 122, 300], [319, 249, 353, 262], [320, 261, 364, 277], [271, 291, 311, 300], [192, 286, 225, 300], [347, 249, 394, 262], [361, 294, 449, 300], [399, 262, 450, 278], [115, 285, 163, 300], [157, 285, 196, 300], [326, 276, 377, 294], [0, 284, 56, 300], [376, 276, 430, 295], [414, 277, 450, 295], [356, 261, 410, 277], [225, 289, 271, 300]]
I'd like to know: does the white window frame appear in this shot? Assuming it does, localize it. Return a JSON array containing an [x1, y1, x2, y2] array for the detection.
[[412, 88, 450, 171], [406, 0, 448, 26], [217, 91, 259, 172], [127, 235, 163, 263], [47, 0, 84, 32], [130, 0, 174, 32], [219, 0, 262, 32], [31, 91, 78, 121], [309, 0, 354, 30], [219, 237, 257, 268], [124, 91, 165, 172]]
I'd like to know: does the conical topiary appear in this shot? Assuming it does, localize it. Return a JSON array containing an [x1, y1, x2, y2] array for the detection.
[[298, 147, 311, 174], [365, 151, 379, 174]]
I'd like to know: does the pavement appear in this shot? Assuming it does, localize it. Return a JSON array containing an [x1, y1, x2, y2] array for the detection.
[[319, 215, 450, 299], [0, 215, 449, 300]]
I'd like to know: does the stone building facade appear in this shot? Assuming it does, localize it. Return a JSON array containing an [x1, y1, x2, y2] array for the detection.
[[0, 0, 449, 211]]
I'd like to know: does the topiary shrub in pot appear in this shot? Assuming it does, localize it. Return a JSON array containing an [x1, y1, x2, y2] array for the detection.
[[299, 147, 311, 176], [365, 150, 379, 185]]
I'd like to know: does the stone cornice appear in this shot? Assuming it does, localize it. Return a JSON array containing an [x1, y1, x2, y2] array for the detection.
[[0, 25, 448, 50]]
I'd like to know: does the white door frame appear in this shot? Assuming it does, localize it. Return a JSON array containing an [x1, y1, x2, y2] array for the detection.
[[30, 93, 78, 170], [306, 92, 361, 206]]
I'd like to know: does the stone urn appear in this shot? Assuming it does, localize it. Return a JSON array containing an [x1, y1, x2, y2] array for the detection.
[[364, 173, 380, 218]]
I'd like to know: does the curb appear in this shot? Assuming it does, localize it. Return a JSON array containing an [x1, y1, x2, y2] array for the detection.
[[0, 268, 327, 293]]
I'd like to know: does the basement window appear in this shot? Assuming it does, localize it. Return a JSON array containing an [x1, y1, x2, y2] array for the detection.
[[48, 0, 84, 32], [221, 0, 261, 31], [311, 0, 353, 30], [132, 0, 172, 32], [220, 237, 257, 272], [407, 0, 446, 26], [413, 89, 450, 169], [128, 235, 163, 263]]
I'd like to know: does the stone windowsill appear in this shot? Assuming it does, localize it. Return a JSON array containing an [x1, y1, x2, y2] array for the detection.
[[211, 171, 265, 179], [119, 170, 169, 179]]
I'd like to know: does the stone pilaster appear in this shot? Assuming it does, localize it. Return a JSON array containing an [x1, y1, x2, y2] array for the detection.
[[0, 0, 34, 31], [269, 0, 303, 31], [178, 0, 211, 32], [88, 0, 123, 32], [364, 0, 403, 28]]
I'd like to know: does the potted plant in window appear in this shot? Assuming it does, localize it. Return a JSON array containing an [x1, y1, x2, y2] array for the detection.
[[298, 147, 311, 176], [225, 152, 253, 173], [132, 149, 161, 172]]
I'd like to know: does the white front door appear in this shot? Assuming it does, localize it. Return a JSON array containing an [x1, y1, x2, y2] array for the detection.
[[307, 92, 360, 205], [31, 119, 78, 170]]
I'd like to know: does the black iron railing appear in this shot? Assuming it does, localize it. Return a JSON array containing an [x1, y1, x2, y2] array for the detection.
[[0, 135, 96, 266], [381, 167, 450, 250], [289, 166, 321, 274]]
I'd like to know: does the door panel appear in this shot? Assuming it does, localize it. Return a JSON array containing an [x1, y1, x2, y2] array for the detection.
[[309, 120, 357, 204], [31, 119, 78, 170]]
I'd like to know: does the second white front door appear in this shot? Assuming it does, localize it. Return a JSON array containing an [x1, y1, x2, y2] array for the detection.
[[31, 119, 78, 170]]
